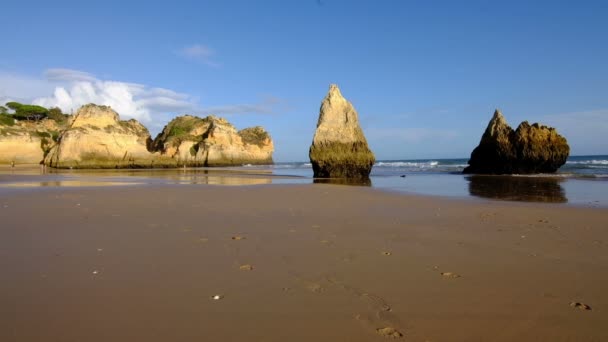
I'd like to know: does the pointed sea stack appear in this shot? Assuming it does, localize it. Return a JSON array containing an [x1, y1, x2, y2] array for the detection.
[[463, 109, 569, 174], [309, 84, 375, 179]]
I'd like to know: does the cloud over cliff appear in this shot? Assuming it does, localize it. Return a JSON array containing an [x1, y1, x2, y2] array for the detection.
[[0, 68, 282, 133], [32, 69, 199, 123]]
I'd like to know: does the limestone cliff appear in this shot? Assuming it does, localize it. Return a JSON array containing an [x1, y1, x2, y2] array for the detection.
[[309, 84, 375, 178], [152, 115, 274, 166], [3, 104, 273, 168], [463, 110, 569, 174], [43, 104, 163, 168], [0, 116, 65, 164]]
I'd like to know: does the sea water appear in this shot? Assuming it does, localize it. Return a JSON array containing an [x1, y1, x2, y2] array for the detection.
[[248, 155, 608, 206], [2, 156, 607, 206]]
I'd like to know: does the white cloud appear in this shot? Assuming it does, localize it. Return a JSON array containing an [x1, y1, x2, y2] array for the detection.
[[44, 68, 97, 83], [176, 44, 220, 67], [0, 68, 283, 134], [0, 71, 54, 103], [31, 75, 199, 123]]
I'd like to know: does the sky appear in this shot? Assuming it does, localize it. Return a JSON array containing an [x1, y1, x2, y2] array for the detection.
[[0, 0, 607, 161]]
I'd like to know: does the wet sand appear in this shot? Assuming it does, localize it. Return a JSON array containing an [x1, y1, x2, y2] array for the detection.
[[1, 184, 607, 341]]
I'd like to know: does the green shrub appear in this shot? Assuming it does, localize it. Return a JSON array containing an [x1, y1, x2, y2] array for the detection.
[[0, 113, 15, 126]]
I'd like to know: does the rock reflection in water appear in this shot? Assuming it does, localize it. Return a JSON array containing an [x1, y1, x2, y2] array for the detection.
[[467, 175, 567, 203], [0, 180, 141, 188], [178, 176, 272, 186], [313, 177, 372, 186]]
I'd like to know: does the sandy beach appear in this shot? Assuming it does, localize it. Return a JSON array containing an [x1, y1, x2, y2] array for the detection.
[[1, 182, 607, 341]]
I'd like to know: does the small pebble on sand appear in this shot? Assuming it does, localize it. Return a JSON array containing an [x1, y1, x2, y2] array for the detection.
[[376, 327, 403, 338]]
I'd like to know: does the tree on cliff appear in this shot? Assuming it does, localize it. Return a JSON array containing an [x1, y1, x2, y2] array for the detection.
[[47, 107, 68, 123], [5, 102, 49, 121]]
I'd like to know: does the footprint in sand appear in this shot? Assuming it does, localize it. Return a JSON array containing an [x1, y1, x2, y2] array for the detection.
[[326, 277, 402, 338], [376, 327, 403, 338], [361, 293, 392, 312], [355, 314, 403, 339], [382, 251, 392, 256], [570, 302, 592, 311], [231, 236, 246, 240], [441, 272, 461, 278]]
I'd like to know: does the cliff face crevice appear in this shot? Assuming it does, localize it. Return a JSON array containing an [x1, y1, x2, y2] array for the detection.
[[309, 84, 375, 179]]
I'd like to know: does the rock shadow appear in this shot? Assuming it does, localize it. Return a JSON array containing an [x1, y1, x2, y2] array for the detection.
[[466, 175, 567, 203], [313, 177, 372, 187]]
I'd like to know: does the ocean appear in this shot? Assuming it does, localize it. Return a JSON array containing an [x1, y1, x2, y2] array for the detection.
[[247, 155, 608, 206], [1, 155, 606, 207]]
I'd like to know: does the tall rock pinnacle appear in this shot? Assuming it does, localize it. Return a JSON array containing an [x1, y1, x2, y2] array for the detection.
[[309, 84, 375, 179]]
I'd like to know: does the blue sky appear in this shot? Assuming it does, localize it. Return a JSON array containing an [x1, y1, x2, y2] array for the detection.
[[1, 0, 607, 161]]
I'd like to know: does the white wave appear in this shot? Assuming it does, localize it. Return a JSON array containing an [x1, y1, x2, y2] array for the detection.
[[375, 161, 440, 168], [566, 160, 608, 165]]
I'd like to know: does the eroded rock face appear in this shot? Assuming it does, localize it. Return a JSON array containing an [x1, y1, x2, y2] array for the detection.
[[2, 104, 274, 168], [309, 84, 375, 179], [44, 104, 162, 168], [0, 118, 65, 164], [152, 115, 274, 166], [463, 110, 569, 174]]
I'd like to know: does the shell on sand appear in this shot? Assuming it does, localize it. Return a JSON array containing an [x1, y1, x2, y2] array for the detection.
[[570, 302, 592, 310], [441, 272, 461, 278], [239, 264, 254, 271]]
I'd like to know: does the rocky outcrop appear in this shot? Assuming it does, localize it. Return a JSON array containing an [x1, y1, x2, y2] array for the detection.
[[463, 110, 569, 174], [152, 115, 273, 166], [309, 84, 375, 179], [0, 117, 64, 164], [43, 104, 165, 168]]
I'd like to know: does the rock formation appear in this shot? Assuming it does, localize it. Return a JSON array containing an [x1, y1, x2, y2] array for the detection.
[[309, 84, 375, 179], [152, 115, 273, 166], [0, 117, 65, 164], [463, 110, 569, 174], [44, 104, 164, 168], [2, 104, 274, 168]]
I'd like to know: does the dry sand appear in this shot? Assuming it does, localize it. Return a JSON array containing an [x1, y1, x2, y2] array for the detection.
[[1, 184, 607, 341]]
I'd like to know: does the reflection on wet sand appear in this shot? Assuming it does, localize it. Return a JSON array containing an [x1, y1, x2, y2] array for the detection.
[[176, 176, 272, 186], [467, 175, 567, 203], [313, 177, 372, 186], [0, 181, 142, 188], [0, 167, 296, 188]]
